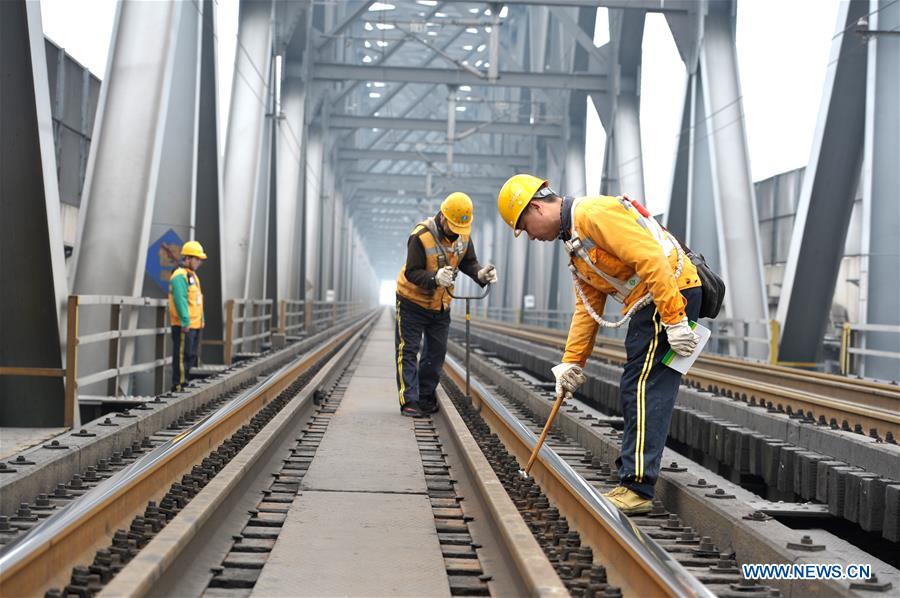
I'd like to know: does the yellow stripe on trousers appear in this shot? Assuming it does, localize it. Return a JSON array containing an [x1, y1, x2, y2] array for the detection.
[[395, 300, 406, 406], [636, 311, 660, 482], [179, 330, 187, 390]]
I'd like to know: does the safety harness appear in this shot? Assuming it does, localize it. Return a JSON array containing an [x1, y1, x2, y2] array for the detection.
[[422, 217, 467, 271], [564, 196, 685, 328]]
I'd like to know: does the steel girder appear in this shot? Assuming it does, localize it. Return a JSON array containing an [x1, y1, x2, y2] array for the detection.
[[222, 0, 273, 303], [339, 148, 531, 167], [441, 0, 691, 9], [276, 76, 307, 302], [1, 0, 70, 425], [663, 1, 768, 356], [777, 0, 898, 378], [301, 63, 608, 90], [194, 0, 226, 363], [596, 10, 645, 199], [70, 0, 218, 394], [304, 126, 325, 299], [329, 114, 561, 136]]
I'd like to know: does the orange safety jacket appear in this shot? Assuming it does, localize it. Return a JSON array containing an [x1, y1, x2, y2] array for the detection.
[[562, 196, 701, 366], [396, 218, 469, 312], [168, 267, 204, 329]]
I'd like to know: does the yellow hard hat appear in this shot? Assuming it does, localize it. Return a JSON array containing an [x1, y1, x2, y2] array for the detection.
[[497, 174, 548, 236], [181, 240, 207, 260], [441, 192, 474, 235]]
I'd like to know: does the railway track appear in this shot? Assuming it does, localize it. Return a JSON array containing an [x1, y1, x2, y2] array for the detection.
[[441, 340, 899, 596], [469, 319, 900, 440], [3, 309, 893, 597], [0, 314, 376, 597]]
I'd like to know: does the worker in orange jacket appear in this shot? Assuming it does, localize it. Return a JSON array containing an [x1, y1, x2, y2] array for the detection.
[[497, 174, 702, 515]]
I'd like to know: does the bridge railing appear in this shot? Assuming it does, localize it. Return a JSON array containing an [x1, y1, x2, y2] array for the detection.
[[0, 295, 170, 426], [278, 300, 307, 338], [223, 299, 273, 365], [307, 301, 365, 332], [839, 322, 900, 377]]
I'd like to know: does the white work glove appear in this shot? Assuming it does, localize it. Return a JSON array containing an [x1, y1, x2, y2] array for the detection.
[[551, 363, 586, 399], [477, 264, 498, 284], [435, 267, 455, 288], [664, 318, 700, 357]]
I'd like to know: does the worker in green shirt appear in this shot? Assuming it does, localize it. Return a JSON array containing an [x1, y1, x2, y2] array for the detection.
[[168, 241, 207, 392]]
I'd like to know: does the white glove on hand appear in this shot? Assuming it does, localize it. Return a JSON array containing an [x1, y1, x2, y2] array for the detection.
[[551, 363, 586, 399], [477, 264, 498, 284], [435, 267, 455, 288], [664, 318, 700, 357]]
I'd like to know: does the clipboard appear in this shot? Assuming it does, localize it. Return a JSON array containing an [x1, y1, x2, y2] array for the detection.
[[661, 321, 710, 374]]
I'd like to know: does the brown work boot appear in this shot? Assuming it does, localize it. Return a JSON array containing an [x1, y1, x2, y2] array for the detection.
[[400, 402, 426, 418], [603, 486, 652, 515]]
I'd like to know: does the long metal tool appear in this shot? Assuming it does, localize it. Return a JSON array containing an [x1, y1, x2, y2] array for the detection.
[[519, 390, 566, 478], [447, 283, 490, 400]]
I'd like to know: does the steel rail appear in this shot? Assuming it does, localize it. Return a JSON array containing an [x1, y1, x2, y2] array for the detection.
[[443, 355, 715, 598], [0, 314, 374, 597], [97, 315, 376, 596], [474, 318, 899, 400], [469, 319, 900, 437]]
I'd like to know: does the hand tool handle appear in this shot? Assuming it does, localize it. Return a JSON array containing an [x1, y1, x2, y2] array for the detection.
[[523, 391, 567, 476]]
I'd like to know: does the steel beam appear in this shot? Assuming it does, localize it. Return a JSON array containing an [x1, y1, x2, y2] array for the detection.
[[276, 77, 307, 301], [442, 0, 689, 9], [132, 0, 205, 389], [304, 126, 324, 298], [330, 114, 560, 136], [194, 0, 225, 364], [304, 63, 607, 91], [221, 0, 273, 303], [776, 1, 869, 365], [344, 171, 507, 187], [71, 1, 193, 395], [597, 9, 645, 199], [859, 0, 900, 380], [662, 2, 767, 352], [339, 148, 530, 166], [0, 0, 69, 426]]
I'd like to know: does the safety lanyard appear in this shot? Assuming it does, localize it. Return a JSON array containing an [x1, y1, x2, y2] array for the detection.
[[565, 198, 641, 303], [423, 218, 465, 269]]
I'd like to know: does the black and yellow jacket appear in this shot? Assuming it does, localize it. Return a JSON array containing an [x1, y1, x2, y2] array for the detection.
[[396, 214, 483, 312]]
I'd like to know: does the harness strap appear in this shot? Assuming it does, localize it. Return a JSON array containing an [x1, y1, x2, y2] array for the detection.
[[566, 198, 641, 303], [423, 217, 467, 268]]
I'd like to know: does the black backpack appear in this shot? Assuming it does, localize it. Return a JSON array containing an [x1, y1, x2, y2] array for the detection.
[[677, 242, 725, 320]]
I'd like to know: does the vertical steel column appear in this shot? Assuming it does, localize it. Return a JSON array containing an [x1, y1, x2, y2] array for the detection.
[[133, 0, 204, 391], [276, 76, 306, 301], [776, 1, 869, 365], [303, 126, 324, 300], [858, 0, 898, 379], [195, 0, 226, 364], [0, 0, 69, 425], [697, 4, 768, 341], [601, 10, 646, 200], [71, 0, 180, 295], [221, 0, 273, 303], [71, 1, 189, 394], [662, 2, 767, 354]]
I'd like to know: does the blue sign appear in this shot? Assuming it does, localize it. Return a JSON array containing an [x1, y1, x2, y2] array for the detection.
[[146, 229, 184, 292]]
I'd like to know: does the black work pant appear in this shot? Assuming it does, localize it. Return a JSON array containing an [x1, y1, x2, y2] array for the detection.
[[171, 326, 200, 392], [616, 287, 702, 499], [394, 296, 450, 409]]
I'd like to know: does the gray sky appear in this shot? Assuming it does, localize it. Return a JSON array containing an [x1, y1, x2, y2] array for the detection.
[[39, 0, 841, 215]]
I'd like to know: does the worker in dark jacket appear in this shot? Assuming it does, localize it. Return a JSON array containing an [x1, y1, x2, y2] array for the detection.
[[395, 192, 498, 417], [169, 241, 207, 392]]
